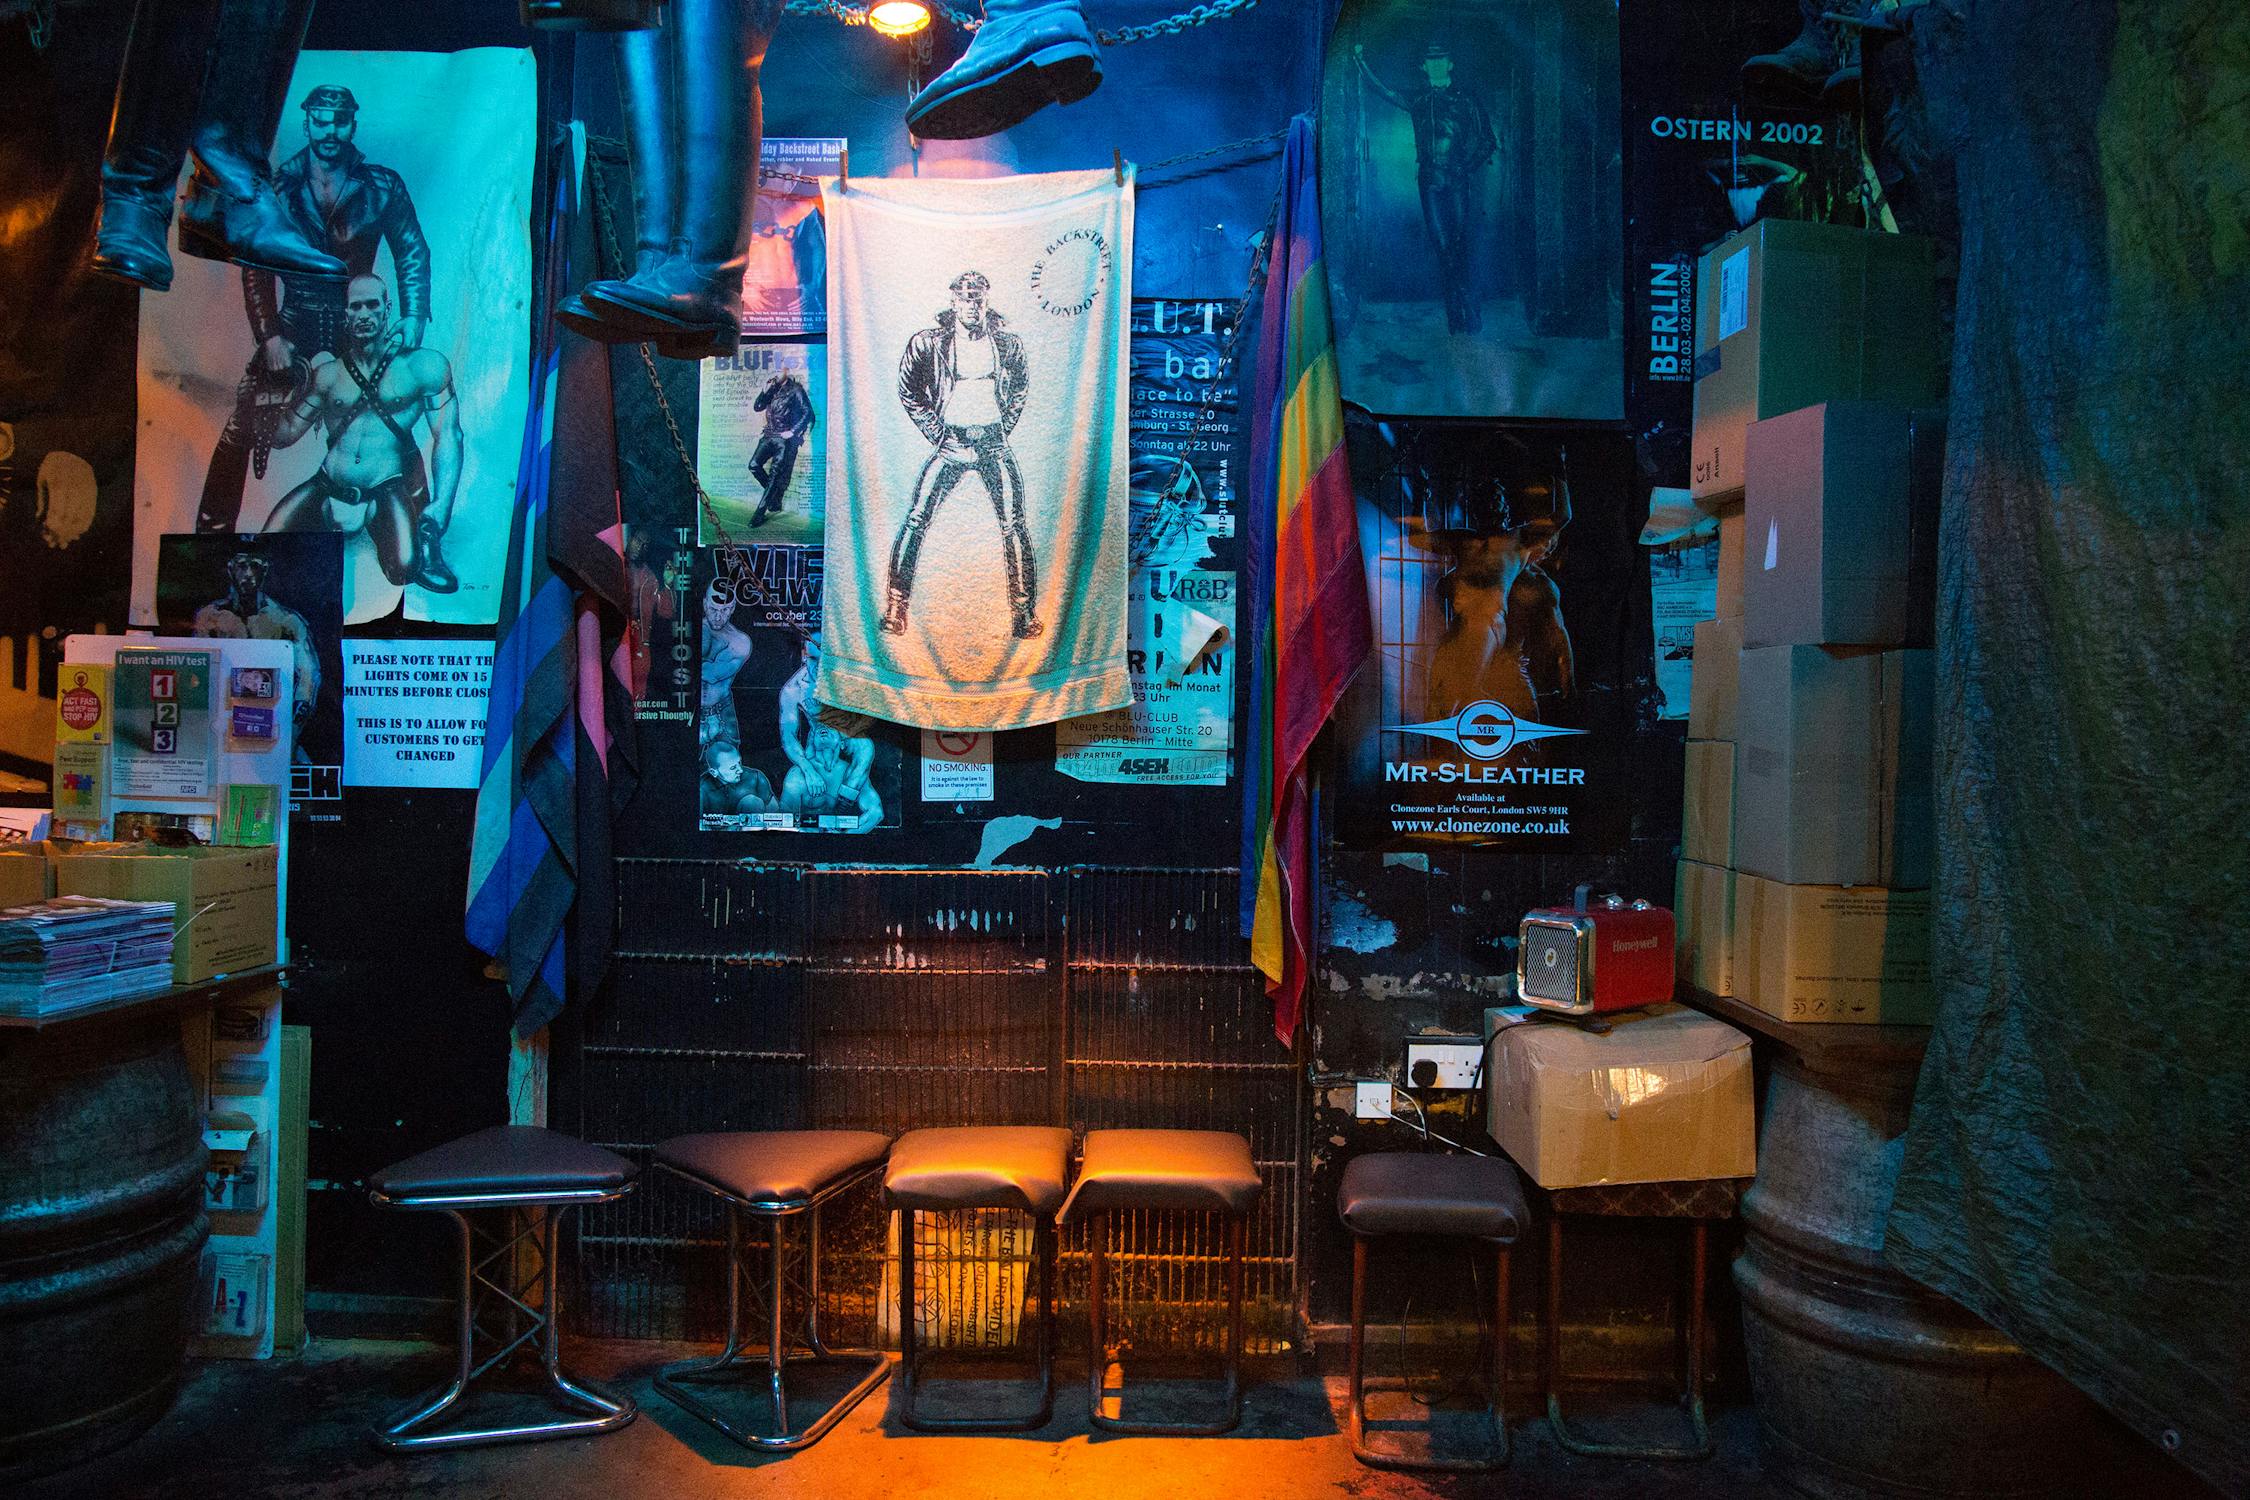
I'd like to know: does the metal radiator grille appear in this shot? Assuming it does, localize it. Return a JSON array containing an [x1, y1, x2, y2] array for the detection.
[[569, 860, 1302, 1354]]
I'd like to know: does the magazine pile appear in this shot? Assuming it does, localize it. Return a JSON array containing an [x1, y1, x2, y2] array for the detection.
[[0, 897, 178, 1018]]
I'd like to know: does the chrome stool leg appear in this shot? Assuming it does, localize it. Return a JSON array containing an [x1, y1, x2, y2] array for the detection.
[[896, 1209, 1055, 1432], [1087, 1211, 1245, 1434], [655, 1199, 890, 1452], [1346, 1233, 1510, 1472], [375, 1200, 636, 1452]]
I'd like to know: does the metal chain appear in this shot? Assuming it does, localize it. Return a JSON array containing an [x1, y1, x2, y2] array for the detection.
[[1091, 0, 1263, 46], [786, 0, 1265, 45], [1140, 125, 1285, 178]]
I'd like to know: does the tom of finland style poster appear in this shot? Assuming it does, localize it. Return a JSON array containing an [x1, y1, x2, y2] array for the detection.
[[817, 168, 1134, 733], [131, 48, 535, 628]]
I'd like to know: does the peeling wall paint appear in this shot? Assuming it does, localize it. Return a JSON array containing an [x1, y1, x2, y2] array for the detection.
[[972, 815, 1064, 867], [1326, 889, 1399, 954]]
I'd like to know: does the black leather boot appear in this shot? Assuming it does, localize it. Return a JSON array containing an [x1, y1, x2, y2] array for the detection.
[[520, 0, 664, 26], [411, 516, 460, 594], [565, 0, 779, 360], [175, 0, 348, 280], [1741, 0, 1838, 106], [905, 0, 1100, 140], [91, 0, 226, 290], [557, 22, 680, 345]]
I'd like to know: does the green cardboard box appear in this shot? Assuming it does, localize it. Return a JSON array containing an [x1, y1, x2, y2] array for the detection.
[[1690, 220, 1941, 508]]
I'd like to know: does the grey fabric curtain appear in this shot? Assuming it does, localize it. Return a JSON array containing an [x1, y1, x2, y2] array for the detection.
[[1886, 3, 2250, 1495]]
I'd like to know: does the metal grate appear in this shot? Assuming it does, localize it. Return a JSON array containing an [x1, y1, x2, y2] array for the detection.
[[568, 860, 1301, 1355]]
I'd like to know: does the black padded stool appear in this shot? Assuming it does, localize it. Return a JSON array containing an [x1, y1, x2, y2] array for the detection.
[[651, 1131, 893, 1452], [366, 1125, 638, 1451], [1057, 1129, 1263, 1434], [1337, 1151, 1527, 1471], [1541, 1176, 1746, 1460], [884, 1126, 1071, 1431]]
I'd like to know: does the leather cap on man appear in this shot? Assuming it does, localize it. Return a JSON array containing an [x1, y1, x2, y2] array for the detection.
[[299, 84, 359, 115]]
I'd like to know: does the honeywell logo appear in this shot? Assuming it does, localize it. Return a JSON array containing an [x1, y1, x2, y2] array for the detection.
[[1610, 937, 1661, 953]]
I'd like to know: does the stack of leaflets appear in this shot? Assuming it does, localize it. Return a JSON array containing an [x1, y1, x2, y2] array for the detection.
[[0, 896, 178, 1018]]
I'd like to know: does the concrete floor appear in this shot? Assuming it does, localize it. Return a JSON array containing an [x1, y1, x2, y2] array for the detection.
[[19, 1338, 1780, 1500]]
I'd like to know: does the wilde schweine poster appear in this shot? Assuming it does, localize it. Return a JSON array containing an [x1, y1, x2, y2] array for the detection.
[[1322, 0, 1623, 421], [696, 546, 903, 835], [1332, 417, 1643, 849], [1054, 299, 1243, 787], [131, 48, 535, 627]]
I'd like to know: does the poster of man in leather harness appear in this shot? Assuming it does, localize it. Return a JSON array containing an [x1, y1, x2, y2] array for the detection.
[[131, 49, 534, 628]]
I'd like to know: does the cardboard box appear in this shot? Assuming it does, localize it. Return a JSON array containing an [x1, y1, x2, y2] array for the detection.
[[1689, 220, 1942, 507], [1682, 741, 1736, 867], [1734, 872, 1934, 1024], [1689, 616, 1742, 741], [1715, 506, 1746, 620], [1674, 858, 1737, 996], [0, 845, 50, 909], [55, 844, 277, 985], [1484, 1003, 1756, 1188], [1733, 645, 1933, 887], [1742, 402, 1943, 649]]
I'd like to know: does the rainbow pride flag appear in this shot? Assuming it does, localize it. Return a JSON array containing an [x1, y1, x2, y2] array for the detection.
[[1238, 116, 1370, 1045]]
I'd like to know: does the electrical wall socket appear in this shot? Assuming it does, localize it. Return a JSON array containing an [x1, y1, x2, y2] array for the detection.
[[1404, 1037, 1486, 1090], [1354, 1082, 1393, 1120]]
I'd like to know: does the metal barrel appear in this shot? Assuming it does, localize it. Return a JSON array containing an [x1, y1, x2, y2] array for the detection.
[[0, 1015, 208, 1479], [1735, 1046, 2103, 1499]]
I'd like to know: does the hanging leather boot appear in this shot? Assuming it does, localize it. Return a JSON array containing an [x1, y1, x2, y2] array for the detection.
[[175, 0, 347, 279], [905, 0, 1100, 141], [91, 0, 225, 291], [557, 20, 681, 345], [568, 0, 778, 360], [411, 515, 460, 594], [519, 0, 665, 26], [1741, 0, 1837, 107]]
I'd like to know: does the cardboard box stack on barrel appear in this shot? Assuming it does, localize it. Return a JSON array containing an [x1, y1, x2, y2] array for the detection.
[[1677, 222, 1946, 1026]]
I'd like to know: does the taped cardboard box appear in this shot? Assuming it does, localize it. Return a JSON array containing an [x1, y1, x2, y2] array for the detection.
[[1735, 872, 1934, 1025], [0, 845, 50, 909], [1733, 644, 1933, 887], [1483, 1003, 1755, 1189], [1683, 740, 1736, 867], [1689, 219, 1941, 508], [1742, 401, 1943, 649], [1715, 506, 1746, 621], [1675, 858, 1736, 996], [1689, 615, 1742, 741], [55, 843, 277, 985]]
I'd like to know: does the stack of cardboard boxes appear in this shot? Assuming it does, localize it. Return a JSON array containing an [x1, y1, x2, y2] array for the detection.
[[1676, 219, 1947, 1026]]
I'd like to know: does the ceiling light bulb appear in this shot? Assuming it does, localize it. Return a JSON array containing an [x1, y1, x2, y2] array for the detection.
[[867, 1, 931, 37]]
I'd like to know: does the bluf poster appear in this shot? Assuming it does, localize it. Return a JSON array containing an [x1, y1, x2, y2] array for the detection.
[[694, 342, 826, 546]]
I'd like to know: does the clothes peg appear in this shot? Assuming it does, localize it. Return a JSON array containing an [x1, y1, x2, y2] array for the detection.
[[839, 147, 849, 191], [1112, 148, 1123, 187]]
